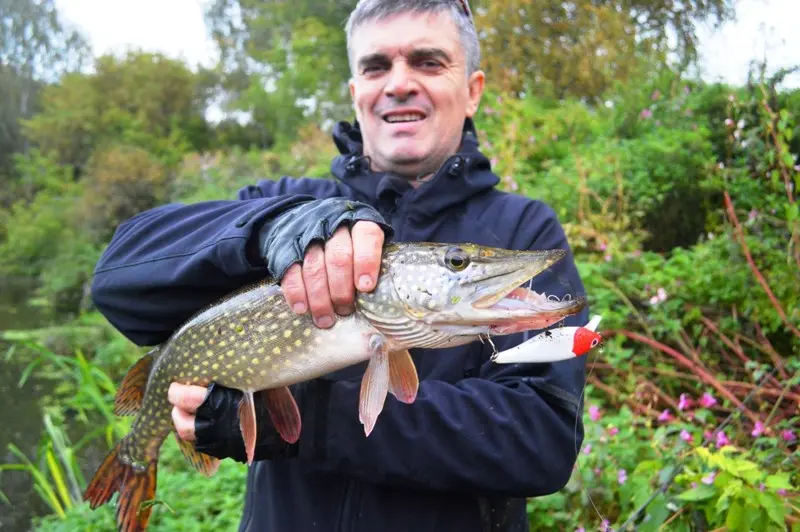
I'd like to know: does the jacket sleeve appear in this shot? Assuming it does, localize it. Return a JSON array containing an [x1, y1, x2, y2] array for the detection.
[[296, 202, 588, 497], [90, 177, 339, 346]]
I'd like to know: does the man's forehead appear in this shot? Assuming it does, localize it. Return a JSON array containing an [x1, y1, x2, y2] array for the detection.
[[350, 11, 461, 59]]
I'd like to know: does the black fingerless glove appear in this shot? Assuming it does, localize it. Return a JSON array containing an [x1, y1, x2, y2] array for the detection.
[[258, 197, 393, 280], [194, 383, 298, 463]]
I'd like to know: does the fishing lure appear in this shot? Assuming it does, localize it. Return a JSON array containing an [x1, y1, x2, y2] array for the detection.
[[491, 315, 603, 364]]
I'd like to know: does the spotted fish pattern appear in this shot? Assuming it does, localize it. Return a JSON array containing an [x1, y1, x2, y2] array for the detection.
[[83, 241, 587, 532]]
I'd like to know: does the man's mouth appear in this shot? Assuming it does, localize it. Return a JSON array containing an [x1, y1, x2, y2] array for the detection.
[[383, 112, 426, 123]]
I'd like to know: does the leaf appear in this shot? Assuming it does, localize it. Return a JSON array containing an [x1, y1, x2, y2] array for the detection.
[[765, 472, 794, 491], [757, 491, 787, 527], [636, 494, 670, 532], [725, 499, 746, 532], [677, 484, 716, 501]]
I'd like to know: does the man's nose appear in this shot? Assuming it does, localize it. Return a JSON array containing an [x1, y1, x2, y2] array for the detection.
[[384, 61, 417, 99]]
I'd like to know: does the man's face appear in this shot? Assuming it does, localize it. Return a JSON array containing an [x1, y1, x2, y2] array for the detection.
[[348, 10, 485, 179]]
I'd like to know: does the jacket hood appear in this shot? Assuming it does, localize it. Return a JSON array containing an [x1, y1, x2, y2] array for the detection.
[[330, 118, 500, 217]]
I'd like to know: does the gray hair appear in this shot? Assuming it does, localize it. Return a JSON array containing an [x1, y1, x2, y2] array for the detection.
[[344, 0, 481, 77]]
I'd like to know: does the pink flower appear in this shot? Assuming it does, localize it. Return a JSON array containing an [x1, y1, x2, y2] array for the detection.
[[699, 392, 716, 408], [781, 429, 796, 442], [658, 409, 673, 422], [751, 421, 765, 437], [702, 471, 717, 485], [582, 444, 592, 455], [715, 431, 729, 448], [640, 108, 652, 119], [617, 469, 628, 485], [680, 429, 693, 442], [589, 405, 601, 421], [678, 393, 692, 411], [608, 426, 619, 436]]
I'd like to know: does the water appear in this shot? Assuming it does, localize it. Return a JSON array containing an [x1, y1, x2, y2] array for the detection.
[[0, 277, 61, 532]]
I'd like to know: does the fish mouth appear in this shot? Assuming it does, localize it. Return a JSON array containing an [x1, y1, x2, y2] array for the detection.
[[481, 287, 586, 334], [426, 247, 586, 332]]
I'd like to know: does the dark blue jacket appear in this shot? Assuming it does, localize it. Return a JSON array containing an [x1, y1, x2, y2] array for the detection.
[[91, 118, 588, 532]]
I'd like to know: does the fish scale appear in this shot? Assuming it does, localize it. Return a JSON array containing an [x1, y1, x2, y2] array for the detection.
[[83, 241, 588, 532]]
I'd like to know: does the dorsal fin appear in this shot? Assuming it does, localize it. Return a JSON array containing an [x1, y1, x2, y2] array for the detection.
[[113, 348, 157, 416]]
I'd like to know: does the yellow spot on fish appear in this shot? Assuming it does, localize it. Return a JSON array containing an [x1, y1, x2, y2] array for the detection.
[[284, 360, 292, 367], [257, 325, 266, 333], [257, 347, 265, 354], [260, 369, 267, 376], [265, 313, 274, 319], [237, 371, 244, 378], [226, 349, 235, 357], [293, 319, 300, 326], [193, 365, 199, 372], [283, 330, 292, 338], [202, 360, 209, 366], [212, 363, 219, 370], [219, 340, 227, 347], [270, 324, 278, 330], [251, 357, 259, 364], [304, 328, 311, 337], [278, 311, 289, 319], [269, 334, 277, 341], [294, 339, 302, 347], [273, 347, 281, 355], [242, 341, 251, 348]]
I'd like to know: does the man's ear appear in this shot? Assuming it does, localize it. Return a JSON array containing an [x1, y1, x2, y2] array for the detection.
[[465, 70, 486, 118]]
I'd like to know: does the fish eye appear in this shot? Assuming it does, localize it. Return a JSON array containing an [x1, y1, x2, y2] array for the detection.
[[444, 247, 470, 271]]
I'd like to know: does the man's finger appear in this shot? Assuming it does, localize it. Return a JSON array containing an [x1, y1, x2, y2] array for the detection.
[[280, 263, 308, 315], [167, 382, 209, 414], [172, 406, 196, 442], [351, 221, 385, 292], [325, 226, 355, 315], [302, 243, 335, 328]]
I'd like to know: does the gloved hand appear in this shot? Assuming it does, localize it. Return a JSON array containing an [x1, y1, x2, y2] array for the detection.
[[258, 197, 393, 280], [194, 383, 299, 462]]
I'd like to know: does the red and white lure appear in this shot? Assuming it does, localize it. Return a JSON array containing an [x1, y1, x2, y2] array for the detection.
[[490, 315, 603, 364]]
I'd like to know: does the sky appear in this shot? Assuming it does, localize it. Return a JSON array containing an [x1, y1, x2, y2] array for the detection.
[[54, 0, 800, 89]]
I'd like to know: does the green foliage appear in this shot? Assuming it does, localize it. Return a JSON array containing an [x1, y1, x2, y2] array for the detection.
[[1, 1, 798, 531], [22, 51, 211, 171]]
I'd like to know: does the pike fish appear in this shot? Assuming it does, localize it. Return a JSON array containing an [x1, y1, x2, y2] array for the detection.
[[83, 242, 586, 532]]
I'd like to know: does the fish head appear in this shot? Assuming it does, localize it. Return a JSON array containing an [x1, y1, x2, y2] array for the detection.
[[373, 242, 586, 343]]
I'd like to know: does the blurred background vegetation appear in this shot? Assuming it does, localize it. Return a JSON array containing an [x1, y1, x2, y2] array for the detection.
[[1, 0, 798, 530]]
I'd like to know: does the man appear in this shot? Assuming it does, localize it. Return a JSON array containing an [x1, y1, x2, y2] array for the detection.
[[90, 1, 589, 530]]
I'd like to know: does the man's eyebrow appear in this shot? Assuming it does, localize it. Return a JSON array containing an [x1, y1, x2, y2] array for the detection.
[[357, 53, 390, 68], [357, 48, 453, 69], [409, 48, 452, 62]]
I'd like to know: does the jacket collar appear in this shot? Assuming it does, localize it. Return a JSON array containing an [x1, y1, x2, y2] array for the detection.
[[330, 118, 499, 217]]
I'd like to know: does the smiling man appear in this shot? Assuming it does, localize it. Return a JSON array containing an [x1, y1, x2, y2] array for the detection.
[[89, 1, 589, 531]]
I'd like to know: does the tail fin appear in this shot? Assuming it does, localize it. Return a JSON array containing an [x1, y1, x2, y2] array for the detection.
[[83, 442, 158, 532]]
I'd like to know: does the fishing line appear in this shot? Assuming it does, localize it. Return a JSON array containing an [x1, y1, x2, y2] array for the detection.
[[572, 343, 611, 529]]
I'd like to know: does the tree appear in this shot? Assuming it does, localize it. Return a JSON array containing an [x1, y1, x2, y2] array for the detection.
[[21, 51, 214, 173], [203, 0, 736, 118], [0, 0, 89, 181]]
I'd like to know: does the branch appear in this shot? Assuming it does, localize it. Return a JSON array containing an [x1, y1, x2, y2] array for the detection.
[[723, 190, 800, 340], [607, 329, 760, 425]]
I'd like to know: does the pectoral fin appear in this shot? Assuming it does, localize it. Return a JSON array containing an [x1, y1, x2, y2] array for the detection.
[[238, 391, 257, 466], [359, 334, 390, 437], [174, 433, 220, 477], [388, 350, 418, 404], [263, 386, 301, 444]]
